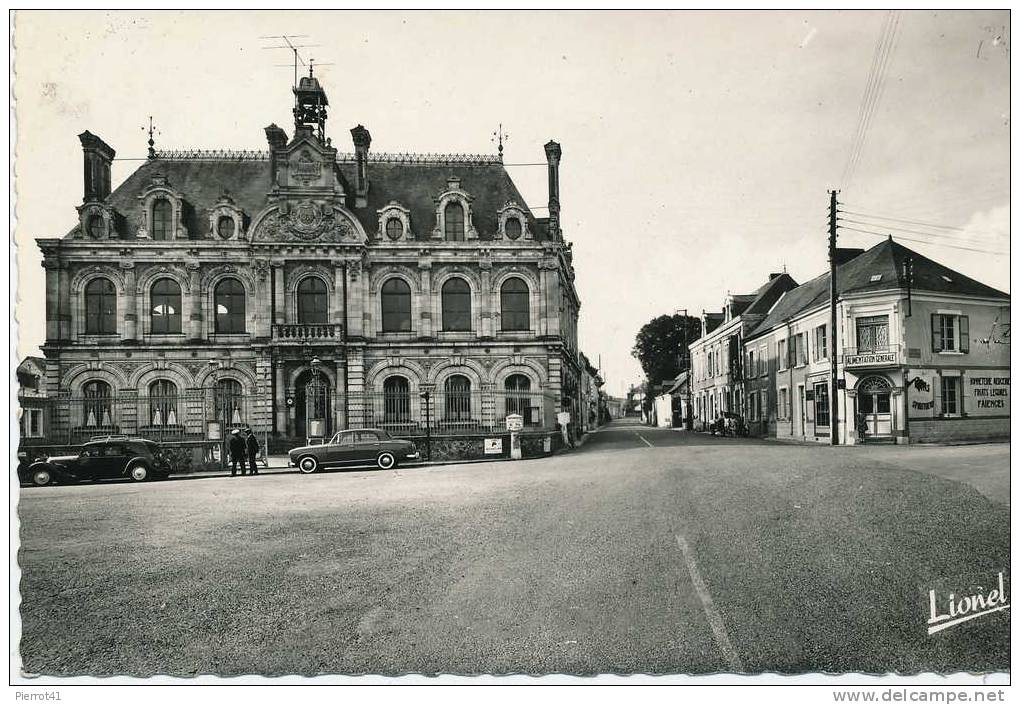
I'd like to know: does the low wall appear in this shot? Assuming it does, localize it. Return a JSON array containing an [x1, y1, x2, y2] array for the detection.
[[909, 417, 1010, 444]]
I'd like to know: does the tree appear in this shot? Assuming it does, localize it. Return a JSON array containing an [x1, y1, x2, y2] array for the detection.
[[631, 314, 703, 390]]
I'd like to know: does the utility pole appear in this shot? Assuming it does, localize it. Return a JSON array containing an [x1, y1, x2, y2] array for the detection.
[[675, 309, 690, 430], [828, 190, 840, 446]]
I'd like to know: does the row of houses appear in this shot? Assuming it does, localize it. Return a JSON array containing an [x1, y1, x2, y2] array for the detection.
[[663, 238, 1009, 444]]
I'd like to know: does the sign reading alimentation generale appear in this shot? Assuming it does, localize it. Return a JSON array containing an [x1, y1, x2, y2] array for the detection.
[[844, 351, 898, 367]]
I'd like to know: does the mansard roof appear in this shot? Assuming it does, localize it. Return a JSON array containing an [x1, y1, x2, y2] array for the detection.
[[72, 151, 543, 242], [747, 238, 1010, 340]]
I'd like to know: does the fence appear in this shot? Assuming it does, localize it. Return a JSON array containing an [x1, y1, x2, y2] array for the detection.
[[346, 389, 558, 437]]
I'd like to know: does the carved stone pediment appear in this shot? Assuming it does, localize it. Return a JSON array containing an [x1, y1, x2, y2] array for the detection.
[[251, 202, 366, 243]]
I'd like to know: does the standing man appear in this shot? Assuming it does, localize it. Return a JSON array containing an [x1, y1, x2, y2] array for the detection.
[[228, 429, 247, 477], [245, 427, 261, 476]]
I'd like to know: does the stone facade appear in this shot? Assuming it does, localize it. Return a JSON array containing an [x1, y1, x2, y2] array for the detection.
[[35, 74, 583, 448]]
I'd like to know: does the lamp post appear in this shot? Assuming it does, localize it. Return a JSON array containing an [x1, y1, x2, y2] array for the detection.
[[208, 359, 223, 469], [309, 356, 323, 443], [419, 389, 432, 461]]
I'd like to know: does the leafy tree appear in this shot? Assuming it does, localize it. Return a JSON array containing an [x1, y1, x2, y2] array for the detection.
[[631, 314, 703, 390]]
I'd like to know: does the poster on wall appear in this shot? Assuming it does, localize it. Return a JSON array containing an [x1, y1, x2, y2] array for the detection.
[[967, 372, 1010, 416], [484, 438, 503, 455]]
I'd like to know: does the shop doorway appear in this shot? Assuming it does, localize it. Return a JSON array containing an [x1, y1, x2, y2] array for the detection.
[[857, 376, 892, 441]]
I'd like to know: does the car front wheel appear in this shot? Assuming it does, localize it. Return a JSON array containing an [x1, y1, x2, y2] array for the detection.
[[31, 468, 51, 486], [297, 455, 319, 474], [376, 452, 396, 470], [128, 463, 150, 482]]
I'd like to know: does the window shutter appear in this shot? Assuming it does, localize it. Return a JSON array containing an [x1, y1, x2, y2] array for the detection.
[[931, 314, 942, 352], [959, 316, 970, 353]]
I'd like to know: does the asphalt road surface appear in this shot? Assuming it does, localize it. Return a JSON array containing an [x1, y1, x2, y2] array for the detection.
[[17, 419, 1009, 676]]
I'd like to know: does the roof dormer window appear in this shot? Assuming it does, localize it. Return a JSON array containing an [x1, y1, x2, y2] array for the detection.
[[152, 199, 172, 240], [444, 201, 465, 241]]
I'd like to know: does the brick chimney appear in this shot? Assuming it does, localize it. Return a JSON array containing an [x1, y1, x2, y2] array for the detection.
[[78, 131, 115, 203], [264, 124, 288, 184], [351, 124, 372, 208], [544, 140, 562, 240]]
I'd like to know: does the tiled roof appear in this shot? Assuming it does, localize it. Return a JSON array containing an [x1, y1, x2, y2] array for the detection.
[[747, 238, 1009, 339], [82, 153, 542, 242]]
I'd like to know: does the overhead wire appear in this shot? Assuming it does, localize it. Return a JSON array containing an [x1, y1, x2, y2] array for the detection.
[[836, 217, 1000, 247], [837, 225, 1008, 256]]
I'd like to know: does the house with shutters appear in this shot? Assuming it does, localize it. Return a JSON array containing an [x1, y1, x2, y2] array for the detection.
[[688, 273, 799, 432], [30, 68, 584, 458], [743, 237, 1010, 444]]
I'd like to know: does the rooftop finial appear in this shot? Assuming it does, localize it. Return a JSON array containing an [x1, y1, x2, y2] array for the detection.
[[309, 58, 314, 78], [492, 123, 508, 159], [142, 116, 159, 159]]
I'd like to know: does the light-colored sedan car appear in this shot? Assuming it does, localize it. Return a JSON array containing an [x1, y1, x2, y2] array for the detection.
[[288, 428, 421, 474]]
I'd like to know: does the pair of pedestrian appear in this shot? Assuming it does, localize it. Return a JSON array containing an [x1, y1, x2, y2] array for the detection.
[[228, 428, 261, 477]]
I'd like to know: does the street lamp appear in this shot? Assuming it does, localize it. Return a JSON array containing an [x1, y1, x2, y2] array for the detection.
[[308, 357, 323, 443], [207, 359, 223, 468]]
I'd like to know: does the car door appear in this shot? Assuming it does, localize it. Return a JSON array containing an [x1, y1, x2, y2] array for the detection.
[[75, 444, 105, 480], [353, 431, 382, 463], [99, 443, 129, 478], [325, 431, 358, 466]]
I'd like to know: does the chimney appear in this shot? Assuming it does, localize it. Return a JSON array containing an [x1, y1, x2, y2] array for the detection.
[[78, 131, 115, 203], [834, 247, 866, 266], [769, 272, 783, 281], [544, 140, 562, 240], [351, 124, 372, 208], [264, 124, 288, 184]]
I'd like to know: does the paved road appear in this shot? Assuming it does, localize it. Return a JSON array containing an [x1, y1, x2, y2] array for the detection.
[[17, 419, 1009, 676]]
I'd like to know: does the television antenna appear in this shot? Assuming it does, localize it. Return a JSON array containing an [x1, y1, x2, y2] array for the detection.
[[261, 35, 333, 94]]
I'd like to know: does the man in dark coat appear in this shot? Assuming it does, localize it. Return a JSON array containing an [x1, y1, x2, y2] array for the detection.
[[245, 428, 260, 476], [228, 429, 247, 477]]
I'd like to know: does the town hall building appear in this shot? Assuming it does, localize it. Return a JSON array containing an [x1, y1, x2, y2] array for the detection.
[[33, 70, 582, 456]]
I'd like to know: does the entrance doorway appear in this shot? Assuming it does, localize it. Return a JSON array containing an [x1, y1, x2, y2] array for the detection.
[[857, 376, 892, 441], [295, 369, 332, 442]]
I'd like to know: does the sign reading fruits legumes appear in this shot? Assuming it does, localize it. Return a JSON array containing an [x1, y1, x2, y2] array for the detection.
[[969, 373, 1010, 414]]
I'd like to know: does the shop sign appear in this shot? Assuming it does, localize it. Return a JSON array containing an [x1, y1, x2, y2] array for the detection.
[[969, 374, 1010, 413], [484, 438, 503, 455], [844, 351, 899, 367]]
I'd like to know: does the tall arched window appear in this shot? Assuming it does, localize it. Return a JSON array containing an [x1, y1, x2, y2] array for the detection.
[[381, 278, 412, 332], [84, 278, 117, 335], [383, 376, 411, 424], [441, 277, 472, 332], [444, 201, 465, 241], [215, 378, 244, 426], [151, 199, 172, 240], [82, 380, 113, 429], [505, 374, 532, 423], [150, 278, 182, 334], [444, 375, 472, 421], [148, 379, 179, 427], [214, 278, 246, 334], [297, 276, 328, 325], [500, 278, 530, 331]]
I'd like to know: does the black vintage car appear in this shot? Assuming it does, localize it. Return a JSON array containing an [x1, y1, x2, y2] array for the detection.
[[289, 428, 421, 474], [21, 436, 173, 487]]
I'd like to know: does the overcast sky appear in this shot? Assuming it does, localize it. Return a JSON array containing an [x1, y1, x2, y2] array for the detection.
[[13, 10, 1010, 396]]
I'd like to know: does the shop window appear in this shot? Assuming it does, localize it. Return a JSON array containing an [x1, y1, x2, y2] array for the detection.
[[814, 382, 830, 427], [941, 376, 961, 415]]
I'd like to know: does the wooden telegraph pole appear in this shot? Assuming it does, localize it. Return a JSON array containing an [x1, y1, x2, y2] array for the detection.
[[828, 190, 840, 445]]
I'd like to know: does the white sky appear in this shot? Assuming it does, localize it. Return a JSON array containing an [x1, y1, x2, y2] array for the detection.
[[12, 10, 1010, 396]]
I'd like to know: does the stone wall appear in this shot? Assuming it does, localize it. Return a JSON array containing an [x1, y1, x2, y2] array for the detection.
[[909, 417, 1009, 444]]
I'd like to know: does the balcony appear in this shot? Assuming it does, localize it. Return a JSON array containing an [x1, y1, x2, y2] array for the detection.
[[272, 324, 342, 342], [842, 344, 902, 369]]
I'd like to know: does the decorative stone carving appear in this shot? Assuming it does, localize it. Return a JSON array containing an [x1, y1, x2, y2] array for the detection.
[[208, 191, 246, 241], [76, 201, 117, 240], [251, 259, 270, 281], [254, 204, 359, 242], [431, 179, 479, 241], [376, 201, 414, 241], [137, 173, 188, 240], [496, 201, 532, 241]]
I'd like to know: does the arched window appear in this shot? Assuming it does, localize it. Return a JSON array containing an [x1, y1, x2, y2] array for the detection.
[[444, 375, 472, 421], [381, 278, 411, 333], [87, 214, 105, 239], [500, 278, 530, 331], [505, 374, 532, 423], [505, 217, 522, 240], [385, 217, 404, 240], [383, 376, 411, 424], [150, 278, 182, 334], [215, 378, 244, 426], [444, 201, 465, 241], [82, 380, 113, 429], [297, 276, 328, 325], [214, 278, 246, 334], [441, 277, 472, 332], [148, 379, 179, 427], [151, 199, 172, 241], [84, 277, 117, 335]]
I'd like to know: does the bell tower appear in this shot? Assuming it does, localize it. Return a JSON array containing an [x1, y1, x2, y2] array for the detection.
[[293, 63, 329, 142]]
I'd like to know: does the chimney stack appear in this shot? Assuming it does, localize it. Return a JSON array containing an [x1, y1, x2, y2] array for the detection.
[[351, 124, 372, 208], [78, 131, 115, 203], [544, 140, 562, 240], [264, 124, 288, 183]]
